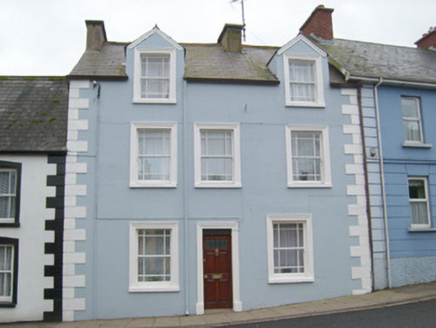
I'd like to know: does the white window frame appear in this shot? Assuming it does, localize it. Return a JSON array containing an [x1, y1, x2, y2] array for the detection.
[[129, 222, 179, 292], [283, 54, 325, 107], [130, 122, 177, 188], [267, 214, 314, 284], [194, 123, 242, 188], [133, 48, 177, 104], [285, 125, 331, 188], [408, 177, 431, 229], [401, 96, 424, 145], [0, 169, 17, 224], [0, 244, 14, 303]]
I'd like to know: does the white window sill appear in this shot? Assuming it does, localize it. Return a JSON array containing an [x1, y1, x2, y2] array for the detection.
[[133, 98, 176, 104], [402, 142, 432, 148], [286, 102, 325, 108], [288, 182, 332, 189], [0, 218, 15, 224], [129, 284, 180, 293], [408, 227, 436, 233], [269, 276, 314, 284], [195, 181, 242, 189], [130, 181, 177, 188]]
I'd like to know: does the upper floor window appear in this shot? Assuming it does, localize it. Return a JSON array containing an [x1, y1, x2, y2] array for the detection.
[[194, 123, 241, 188], [129, 222, 179, 292], [285, 126, 331, 188], [284, 54, 324, 107], [130, 122, 177, 188], [402, 97, 423, 144], [133, 49, 176, 104], [0, 237, 18, 306], [408, 177, 431, 229], [267, 214, 314, 284], [0, 161, 21, 226]]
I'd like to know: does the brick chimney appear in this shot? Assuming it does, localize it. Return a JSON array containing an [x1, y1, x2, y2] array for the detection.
[[415, 27, 436, 50], [218, 24, 244, 52], [300, 5, 334, 40], [85, 20, 107, 51]]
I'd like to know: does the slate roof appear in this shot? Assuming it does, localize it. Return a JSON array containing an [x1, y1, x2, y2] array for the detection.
[[312, 38, 436, 85], [69, 40, 279, 84], [182, 44, 279, 84], [0, 77, 68, 152], [69, 42, 128, 80]]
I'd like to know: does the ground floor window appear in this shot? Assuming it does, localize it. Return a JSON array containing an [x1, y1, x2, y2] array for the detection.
[[0, 237, 18, 306], [267, 214, 314, 283], [129, 222, 179, 292], [408, 177, 431, 229]]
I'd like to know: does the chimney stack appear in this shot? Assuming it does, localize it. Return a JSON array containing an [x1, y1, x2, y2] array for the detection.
[[85, 20, 107, 51], [300, 5, 334, 40], [218, 24, 244, 52], [415, 27, 436, 50]]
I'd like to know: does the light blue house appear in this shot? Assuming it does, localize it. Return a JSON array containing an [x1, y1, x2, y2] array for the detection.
[[63, 13, 371, 321], [306, 6, 436, 289]]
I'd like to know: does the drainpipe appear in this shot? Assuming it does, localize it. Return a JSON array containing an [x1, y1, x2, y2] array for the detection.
[[182, 79, 190, 315], [357, 85, 375, 291], [373, 78, 392, 288]]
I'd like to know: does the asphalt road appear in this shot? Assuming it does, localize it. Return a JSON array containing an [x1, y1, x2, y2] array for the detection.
[[227, 299, 436, 328]]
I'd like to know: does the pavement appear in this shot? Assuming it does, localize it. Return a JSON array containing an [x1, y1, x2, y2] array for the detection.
[[4, 281, 436, 328]]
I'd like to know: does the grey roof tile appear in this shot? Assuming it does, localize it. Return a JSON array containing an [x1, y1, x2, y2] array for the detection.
[[69, 42, 128, 79], [0, 77, 68, 152], [313, 38, 436, 84]]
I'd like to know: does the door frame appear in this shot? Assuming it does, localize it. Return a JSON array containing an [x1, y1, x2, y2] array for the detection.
[[196, 222, 241, 315]]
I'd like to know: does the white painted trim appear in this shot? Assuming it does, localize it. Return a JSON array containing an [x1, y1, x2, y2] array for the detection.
[[194, 123, 242, 188], [285, 125, 332, 188], [196, 222, 241, 315], [128, 26, 183, 50], [130, 122, 178, 188], [283, 54, 325, 107], [63, 80, 90, 321], [341, 88, 372, 294], [133, 48, 177, 104], [129, 221, 180, 292], [277, 34, 327, 57], [266, 214, 314, 284]]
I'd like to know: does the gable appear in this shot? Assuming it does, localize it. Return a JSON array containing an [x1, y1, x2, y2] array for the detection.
[[277, 34, 327, 57], [128, 26, 183, 50]]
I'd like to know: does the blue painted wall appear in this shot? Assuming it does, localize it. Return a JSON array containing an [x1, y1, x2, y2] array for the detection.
[[71, 30, 369, 320], [377, 85, 436, 286]]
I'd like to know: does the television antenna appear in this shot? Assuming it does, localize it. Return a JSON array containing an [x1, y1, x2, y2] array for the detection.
[[230, 0, 246, 41]]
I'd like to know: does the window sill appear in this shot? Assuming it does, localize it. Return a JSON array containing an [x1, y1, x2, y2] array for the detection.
[[130, 181, 177, 188], [133, 98, 176, 104], [269, 276, 314, 284], [0, 222, 20, 228], [195, 181, 242, 189], [286, 102, 325, 108], [129, 284, 180, 293], [0, 302, 16, 308], [288, 182, 332, 189], [402, 142, 432, 149], [408, 228, 436, 233]]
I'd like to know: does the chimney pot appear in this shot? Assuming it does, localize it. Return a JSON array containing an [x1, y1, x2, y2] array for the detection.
[[300, 5, 334, 40], [218, 24, 244, 52], [85, 20, 107, 51]]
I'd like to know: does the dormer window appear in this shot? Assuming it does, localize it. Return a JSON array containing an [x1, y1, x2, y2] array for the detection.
[[133, 49, 176, 104], [284, 54, 324, 107]]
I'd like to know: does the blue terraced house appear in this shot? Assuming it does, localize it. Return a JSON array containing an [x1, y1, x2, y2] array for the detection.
[[305, 6, 436, 289], [63, 10, 372, 321]]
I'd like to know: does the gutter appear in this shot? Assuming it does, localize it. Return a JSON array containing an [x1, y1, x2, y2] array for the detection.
[[349, 76, 436, 89], [373, 78, 392, 289]]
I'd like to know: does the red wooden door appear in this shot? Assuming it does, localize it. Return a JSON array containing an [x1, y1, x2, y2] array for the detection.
[[203, 231, 233, 309]]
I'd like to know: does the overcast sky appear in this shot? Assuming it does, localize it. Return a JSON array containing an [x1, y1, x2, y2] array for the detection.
[[1, 0, 435, 76]]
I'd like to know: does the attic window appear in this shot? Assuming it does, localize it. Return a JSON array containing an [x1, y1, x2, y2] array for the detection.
[[283, 54, 324, 108], [133, 48, 176, 104]]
